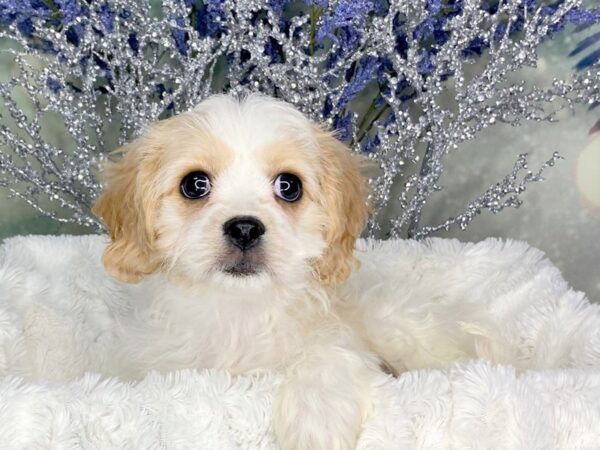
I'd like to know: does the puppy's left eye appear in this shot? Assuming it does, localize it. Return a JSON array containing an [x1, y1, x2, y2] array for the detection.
[[274, 173, 302, 202], [180, 171, 211, 199]]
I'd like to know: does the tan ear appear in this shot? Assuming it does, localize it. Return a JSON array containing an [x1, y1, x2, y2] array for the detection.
[[92, 137, 161, 283], [313, 127, 370, 285]]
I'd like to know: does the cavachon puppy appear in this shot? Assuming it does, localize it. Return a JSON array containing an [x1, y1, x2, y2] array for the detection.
[[93, 93, 466, 450]]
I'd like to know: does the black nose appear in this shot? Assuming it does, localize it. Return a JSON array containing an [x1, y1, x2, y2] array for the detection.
[[223, 216, 266, 251]]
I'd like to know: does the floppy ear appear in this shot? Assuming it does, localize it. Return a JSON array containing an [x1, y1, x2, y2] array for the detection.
[[312, 127, 370, 285], [92, 137, 161, 283]]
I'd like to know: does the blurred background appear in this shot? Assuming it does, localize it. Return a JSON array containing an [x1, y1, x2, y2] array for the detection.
[[0, 6, 599, 301], [418, 24, 600, 302]]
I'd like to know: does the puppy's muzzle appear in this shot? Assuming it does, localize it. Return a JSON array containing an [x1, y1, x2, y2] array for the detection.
[[223, 216, 265, 251]]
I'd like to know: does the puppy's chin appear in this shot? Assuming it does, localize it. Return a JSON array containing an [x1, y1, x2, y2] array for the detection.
[[222, 261, 262, 277], [219, 247, 264, 275], [206, 249, 273, 290], [209, 266, 273, 291]]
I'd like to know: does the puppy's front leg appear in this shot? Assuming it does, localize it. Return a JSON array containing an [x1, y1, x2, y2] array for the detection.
[[273, 327, 380, 450]]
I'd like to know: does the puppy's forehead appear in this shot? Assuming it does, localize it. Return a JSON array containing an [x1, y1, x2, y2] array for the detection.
[[188, 94, 318, 155], [153, 94, 322, 194]]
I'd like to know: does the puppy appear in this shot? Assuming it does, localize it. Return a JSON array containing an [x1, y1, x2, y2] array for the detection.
[[93, 93, 383, 450]]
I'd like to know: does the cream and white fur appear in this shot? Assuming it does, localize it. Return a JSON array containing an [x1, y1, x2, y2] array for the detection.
[[90, 93, 379, 449], [45, 93, 576, 449]]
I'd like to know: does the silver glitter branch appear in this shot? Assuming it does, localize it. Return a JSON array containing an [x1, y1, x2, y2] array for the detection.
[[408, 151, 564, 240], [366, 0, 599, 237], [0, 0, 598, 238]]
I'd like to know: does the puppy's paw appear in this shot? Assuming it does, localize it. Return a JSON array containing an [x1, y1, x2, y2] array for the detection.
[[273, 384, 369, 450]]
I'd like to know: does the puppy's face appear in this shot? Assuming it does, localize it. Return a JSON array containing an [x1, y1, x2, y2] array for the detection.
[[93, 94, 368, 289]]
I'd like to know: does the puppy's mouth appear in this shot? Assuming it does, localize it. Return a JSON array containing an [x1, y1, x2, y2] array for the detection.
[[219, 251, 265, 277], [223, 260, 260, 276]]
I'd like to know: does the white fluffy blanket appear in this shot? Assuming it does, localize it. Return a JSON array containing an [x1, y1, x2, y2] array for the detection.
[[0, 235, 599, 449]]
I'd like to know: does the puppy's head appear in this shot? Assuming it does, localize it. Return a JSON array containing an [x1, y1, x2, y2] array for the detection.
[[92, 94, 368, 288]]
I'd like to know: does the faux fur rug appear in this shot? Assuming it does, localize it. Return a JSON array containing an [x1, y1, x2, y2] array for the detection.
[[0, 235, 599, 449]]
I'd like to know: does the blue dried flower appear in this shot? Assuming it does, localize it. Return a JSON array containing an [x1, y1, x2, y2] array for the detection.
[[16, 18, 34, 37], [164, 101, 175, 116], [268, 0, 291, 15], [93, 54, 109, 71], [338, 56, 379, 108], [569, 31, 600, 58], [316, 0, 374, 45], [395, 33, 409, 58], [194, 0, 225, 37], [239, 61, 256, 85], [392, 77, 415, 102], [172, 17, 188, 56], [413, 17, 435, 41], [65, 24, 84, 47], [447, 0, 464, 15], [463, 36, 487, 57], [128, 32, 139, 54], [46, 77, 62, 93], [545, 6, 600, 36], [417, 50, 435, 74], [509, 15, 526, 35], [332, 112, 352, 142], [574, 48, 600, 70], [0, 0, 51, 27], [361, 133, 380, 153], [264, 37, 283, 64], [303, 0, 328, 7], [493, 22, 507, 42], [324, 45, 343, 70], [371, 0, 388, 16], [54, 0, 87, 25], [414, 19, 450, 46], [155, 82, 174, 102], [375, 56, 394, 85], [564, 8, 600, 27], [413, 0, 463, 47], [323, 16, 368, 67], [334, 0, 374, 21], [382, 111, 396, 128], [240, 49, 251, 63], [426, 0, 442, 15], [323, 96, 333, 118], [156, 83, 166, 99], [540, 4, 558, 17], [337, 26, 361, 52], [570, 27, 600, 71], [90, 53, 113, 86], [99, 3, 116, 33]]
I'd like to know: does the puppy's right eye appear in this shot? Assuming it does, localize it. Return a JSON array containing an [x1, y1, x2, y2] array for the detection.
[[180, 171, 211, 199]]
